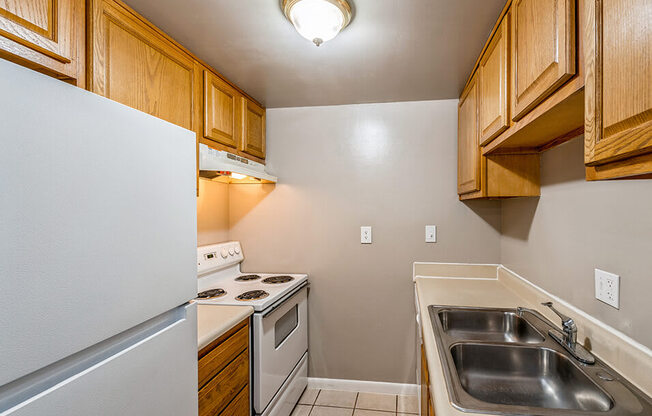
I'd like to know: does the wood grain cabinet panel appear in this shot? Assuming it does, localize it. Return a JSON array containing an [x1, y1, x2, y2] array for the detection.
[[198, 319, 250, 416], [458, 75, 481, 195], [221, 384, 250, 416], [241, 98, 266, 159], [511, 0, 576, 121], [203, 69, 241, 149], [88, 0, 195, 130], [198, 322, 248, 389], [458, 72, 540, 200], [0, 0, 84, 84], [585, 0, 652, 179], [198, 350, 249, 416], [479, 13, 510, 146]]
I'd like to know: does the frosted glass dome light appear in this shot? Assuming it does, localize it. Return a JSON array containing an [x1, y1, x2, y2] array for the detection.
[[283, 0, 352, 46]]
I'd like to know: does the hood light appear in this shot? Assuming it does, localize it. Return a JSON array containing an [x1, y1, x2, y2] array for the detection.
[[283, 0, 352, 47], [230, 172, 248, 180]]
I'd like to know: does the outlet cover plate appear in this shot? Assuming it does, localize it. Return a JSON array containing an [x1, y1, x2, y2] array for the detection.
[[360, 226, 372, 244], [595, 269, 620, 309]]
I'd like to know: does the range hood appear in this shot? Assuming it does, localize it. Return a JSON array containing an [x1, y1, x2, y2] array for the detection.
[[198, 144, 277, 184]]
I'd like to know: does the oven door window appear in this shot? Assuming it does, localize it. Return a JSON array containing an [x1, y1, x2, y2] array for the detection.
[[274, 305, 298, 348]]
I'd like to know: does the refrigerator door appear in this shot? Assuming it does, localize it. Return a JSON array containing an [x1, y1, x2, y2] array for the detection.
[[0, 60, 197, 385], [0, 304, 198, 416]]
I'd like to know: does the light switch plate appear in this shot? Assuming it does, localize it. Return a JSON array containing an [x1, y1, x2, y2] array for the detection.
[[360, 226, 372, 244], [595, 269, 620, 309], [425, 225, 437, 243]]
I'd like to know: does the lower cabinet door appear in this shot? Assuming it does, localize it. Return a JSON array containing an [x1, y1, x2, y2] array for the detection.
[[222, 385, 250, 416], [198, 350, 249, 416]]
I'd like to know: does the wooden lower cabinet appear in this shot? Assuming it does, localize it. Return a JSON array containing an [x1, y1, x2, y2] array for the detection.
[[0, 0, 85, 85], [420, 344, 436, 416], [198, 319, 250, 416], [584, 0, 652, 179], [221, 384, 250, 416]]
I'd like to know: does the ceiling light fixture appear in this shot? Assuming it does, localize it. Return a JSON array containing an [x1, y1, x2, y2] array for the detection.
[[283, 0, 352, 47]]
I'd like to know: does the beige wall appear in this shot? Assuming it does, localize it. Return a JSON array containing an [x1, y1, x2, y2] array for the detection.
[[228, 100, 502, 383], [501, 137, 652, 348], [197, 179, 230, 246]]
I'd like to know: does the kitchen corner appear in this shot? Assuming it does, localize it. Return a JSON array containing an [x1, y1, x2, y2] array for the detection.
[[414, 263, 652, 415]]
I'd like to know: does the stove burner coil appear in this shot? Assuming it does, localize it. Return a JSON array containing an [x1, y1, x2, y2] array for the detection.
[[262, 275, 295, 284], [235, 274, 262, 281], [196, 288, 226, 299], [236, 290, 269, 301]]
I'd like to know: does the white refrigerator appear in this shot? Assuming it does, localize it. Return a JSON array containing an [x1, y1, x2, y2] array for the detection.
[[0, 60, 198, 415]]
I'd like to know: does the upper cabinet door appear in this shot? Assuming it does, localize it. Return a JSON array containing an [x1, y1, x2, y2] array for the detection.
[[511, 0, 575, 121], [88, 0, 195, 130], [241, 98, 266, 160], [0, 0, 84, 84], [479, 14, 510, 146], [585, 0, 652, 167], [458, 76, 481, 195], [203, 70, 240, 149]]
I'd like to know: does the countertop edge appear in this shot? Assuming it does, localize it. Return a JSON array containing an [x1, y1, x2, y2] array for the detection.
[[197, 304, 254, 351]]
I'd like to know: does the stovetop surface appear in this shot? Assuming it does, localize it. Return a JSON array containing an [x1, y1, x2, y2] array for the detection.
[[196, 272, 308, 311]]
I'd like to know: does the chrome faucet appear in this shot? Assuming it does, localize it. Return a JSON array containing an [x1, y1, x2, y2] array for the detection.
[[542, 301, 577, 345], [542, 301, 594, 364]]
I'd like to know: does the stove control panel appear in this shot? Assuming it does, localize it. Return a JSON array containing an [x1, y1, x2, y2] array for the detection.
[[197, 241, 243, 275]]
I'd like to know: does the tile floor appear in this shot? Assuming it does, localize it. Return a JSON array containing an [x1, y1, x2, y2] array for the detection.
[[292, 388, 419, 416]]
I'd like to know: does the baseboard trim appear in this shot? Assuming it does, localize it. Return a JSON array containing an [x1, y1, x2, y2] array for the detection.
[[308, 377, 418, 395]]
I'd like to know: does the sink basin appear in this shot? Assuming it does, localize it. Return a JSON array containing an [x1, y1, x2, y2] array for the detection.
[[450, 343, 613, 412], [428, 305, 652, 415], [438, 309, 544, 343]]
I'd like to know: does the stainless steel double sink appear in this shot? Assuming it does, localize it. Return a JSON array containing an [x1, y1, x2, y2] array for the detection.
[[428, 306, 652, 415]]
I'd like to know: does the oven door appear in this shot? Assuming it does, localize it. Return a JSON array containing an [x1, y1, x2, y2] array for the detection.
[[253, 285, 308, 414]]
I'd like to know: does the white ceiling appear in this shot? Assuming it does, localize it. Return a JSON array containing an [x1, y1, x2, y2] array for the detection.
[[124, 0, 506, 108]]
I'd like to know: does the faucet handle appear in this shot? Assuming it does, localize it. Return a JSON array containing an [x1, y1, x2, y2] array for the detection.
[[542, 302, 571, 324]]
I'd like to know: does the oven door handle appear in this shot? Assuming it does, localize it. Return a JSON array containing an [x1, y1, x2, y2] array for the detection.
[[262, 281, 309, 318]]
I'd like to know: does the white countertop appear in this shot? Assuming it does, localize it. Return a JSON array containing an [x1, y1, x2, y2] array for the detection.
[[197, 304, 254, 351]]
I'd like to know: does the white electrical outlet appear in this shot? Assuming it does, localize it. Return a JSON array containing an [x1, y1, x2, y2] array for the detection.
[[360, 226, 372, 244], [425, 225, 437, 243], [595, 269, 620, 309]]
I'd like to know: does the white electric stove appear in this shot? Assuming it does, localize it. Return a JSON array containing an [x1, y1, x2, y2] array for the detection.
[[197, 241, 308, 416]]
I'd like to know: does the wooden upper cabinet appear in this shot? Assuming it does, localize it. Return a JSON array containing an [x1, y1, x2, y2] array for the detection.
[[87, 0, 195, 130], [585, 0, 652, 178], [0, 0, 84, 84], [203, 70, 240, 149], [458, 76, 481, 195], [479, 14, 510, 146], [511, 0, 576, 121], [241, 98, 266, 160]]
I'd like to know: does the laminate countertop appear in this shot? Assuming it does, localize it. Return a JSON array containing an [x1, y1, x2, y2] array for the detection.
[[197, 304, 254, 351], [414, 263, 652, 416]]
